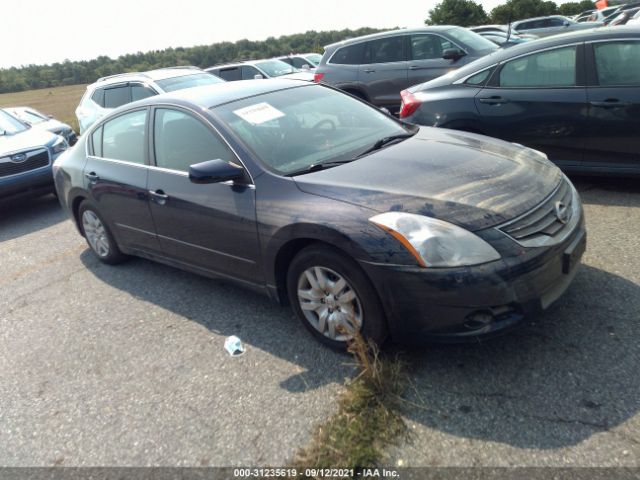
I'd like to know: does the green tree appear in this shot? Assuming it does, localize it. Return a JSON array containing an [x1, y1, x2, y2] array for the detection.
[[558, 0, 595, 16], [425, 0, 488, 26], [490, 0, 559, 23]]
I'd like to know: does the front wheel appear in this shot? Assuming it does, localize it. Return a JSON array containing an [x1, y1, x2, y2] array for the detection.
[[287, 245, 387, 350]]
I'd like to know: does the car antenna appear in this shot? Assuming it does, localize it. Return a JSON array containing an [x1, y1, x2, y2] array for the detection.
[[507, 10, 513, 43]]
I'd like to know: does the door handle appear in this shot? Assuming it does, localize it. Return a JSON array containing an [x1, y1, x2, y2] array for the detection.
[[478, 96, 508, 105], [85, 172, 99, 182], [589, 99, 631, 108], [149, 189, 169, 205], [408, 65, 421, 70], [363, 68, 375, 73]]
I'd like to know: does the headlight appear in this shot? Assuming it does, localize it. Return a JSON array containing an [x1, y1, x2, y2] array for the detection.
[[51, 136, 68, 154], [369, 212, 501, 268]]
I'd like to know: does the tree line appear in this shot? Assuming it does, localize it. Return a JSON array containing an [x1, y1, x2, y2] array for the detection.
[[0, 28, 381, 94], [426, 0, 599, 27]]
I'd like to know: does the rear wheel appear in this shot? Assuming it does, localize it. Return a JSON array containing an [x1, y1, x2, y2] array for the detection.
[[287, 245, 387, 349], [79, 201, 126, 264]]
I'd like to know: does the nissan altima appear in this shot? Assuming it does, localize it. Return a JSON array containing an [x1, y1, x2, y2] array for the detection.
[[53, 80, 586, 348]]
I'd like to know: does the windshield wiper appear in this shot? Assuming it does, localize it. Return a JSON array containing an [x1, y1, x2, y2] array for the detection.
[[355, 131, 417, 158], [286, 159, 355, 176]]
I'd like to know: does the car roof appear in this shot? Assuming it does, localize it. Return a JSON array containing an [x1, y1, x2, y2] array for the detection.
[[129, 78, 313, 110], [207, 59, 285, 70], [513, 15, 570, 24], [324, 26, 460, 49], [91, 66, 204, 86]]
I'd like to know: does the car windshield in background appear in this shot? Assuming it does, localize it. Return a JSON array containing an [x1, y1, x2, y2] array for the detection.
[[11, 108, 47, 124], [447, 27, 499, 52], [0, 110, 29, 135], [215, 85, 409, 175], [155, 73, 224, 92], [305, 54, 322, 66], [254, 60, 299, 77]]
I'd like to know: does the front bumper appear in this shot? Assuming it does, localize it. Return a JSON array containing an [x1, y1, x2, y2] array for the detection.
[[359, 222, 586, 343], [0, 165, 54, 202]]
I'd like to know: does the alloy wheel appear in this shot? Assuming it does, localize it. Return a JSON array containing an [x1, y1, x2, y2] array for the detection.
[[82, 210, 110, 258]]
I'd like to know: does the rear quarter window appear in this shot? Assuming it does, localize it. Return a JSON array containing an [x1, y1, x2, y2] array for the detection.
[[91, 88, 105, 107], [330, 43, 365, 65]]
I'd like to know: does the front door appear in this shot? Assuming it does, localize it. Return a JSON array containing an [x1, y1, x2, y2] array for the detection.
[[147, 107, 261, 284], [407, 33, 460, 85], [475, 44, 587, 169], [584, 39, 640, 171]]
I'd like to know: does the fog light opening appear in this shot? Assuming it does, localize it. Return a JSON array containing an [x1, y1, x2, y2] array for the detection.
[[464, 311, 495, 331]]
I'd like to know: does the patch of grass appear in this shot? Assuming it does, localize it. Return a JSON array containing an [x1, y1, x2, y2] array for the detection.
[[292, 331, 407, 476], [0, 84, 86, 131]]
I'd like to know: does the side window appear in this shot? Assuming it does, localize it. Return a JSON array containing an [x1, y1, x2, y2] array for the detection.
[[91, 88, 105, 107], [548, 18, 565, 27], [292, 58, 308, 68], [594, 41, 640, 86], [367, 36, 405, 64], [465, 68, 493, 86], [330, 43, 365, 65], [280, 58, 293, 66], [102, 110, 147, 164], [218, 68, 242, 81], [153, 109, 235, 172], [104, 85, 130, 109], [499, 46, 577, 87], [131, 84, 157, 101], [410, 34, 449, 60], [91, 126, 103, 157], [242, 66, 261, 79]]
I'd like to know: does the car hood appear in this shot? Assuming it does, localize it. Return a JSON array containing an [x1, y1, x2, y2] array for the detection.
[[279, 71, 315, 81], [293, 127, 562, 231], [0, 128, 58, 155]]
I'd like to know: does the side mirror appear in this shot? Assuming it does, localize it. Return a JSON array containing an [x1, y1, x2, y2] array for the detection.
[[563, 21, 570, 26], [254, 74, 264, 79], [48, 114, 54, 119], [442, 48, 465, 60], [189, 159, 245, 184], [301, 64, 310, 70], [379, 107, 391, 115]]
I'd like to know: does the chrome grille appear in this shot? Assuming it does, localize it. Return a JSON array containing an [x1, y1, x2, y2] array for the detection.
[[499, 178, 574, 243], [0, 148, 50, 178]]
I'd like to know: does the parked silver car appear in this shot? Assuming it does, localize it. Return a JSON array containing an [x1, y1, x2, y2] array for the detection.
[[75, 67, 225, 134], [277, 53, 323, 69], [511, 15, 603, 37], [3, 106, 77, 145], [206, 59, 314, 81]]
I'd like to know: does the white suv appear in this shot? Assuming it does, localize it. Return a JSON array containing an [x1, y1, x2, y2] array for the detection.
[[75, 67, 224, 134]]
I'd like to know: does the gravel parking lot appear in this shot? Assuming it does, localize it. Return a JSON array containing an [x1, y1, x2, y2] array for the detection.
[[1, 176, 639, 466]]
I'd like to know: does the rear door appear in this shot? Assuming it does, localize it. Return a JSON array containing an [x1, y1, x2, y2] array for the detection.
[[147, 107, 261, 283], [475, 43, 587, 169], [358, 35, 409, 109], [584, 39, 640, 170], [84, 108, 160, 252], [407, 33, 459, 86]]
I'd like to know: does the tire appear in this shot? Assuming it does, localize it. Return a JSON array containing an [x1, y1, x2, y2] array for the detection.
[[78, 201, 127, 265], [287, 244, 387, 350]]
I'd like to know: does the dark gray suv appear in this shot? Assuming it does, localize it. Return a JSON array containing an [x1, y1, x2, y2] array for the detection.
[[313, 26, 498, 113]]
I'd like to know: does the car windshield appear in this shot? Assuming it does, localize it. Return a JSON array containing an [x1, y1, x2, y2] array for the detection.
[[0, 110, 29, 135], [214, 85, 410, 175], [304, 54, 322, 66], [155, 72, 225, 92], [12, 108, 47, 124], [447, 27, 499, 52], [254, 60, 299, 77]]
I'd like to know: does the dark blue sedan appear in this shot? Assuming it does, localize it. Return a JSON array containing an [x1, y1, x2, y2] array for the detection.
[[399, 27, 640, 175], [54, 80, 585, 348]]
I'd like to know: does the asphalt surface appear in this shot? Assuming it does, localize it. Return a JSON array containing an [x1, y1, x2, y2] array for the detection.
[[1, 176, 639, 467]]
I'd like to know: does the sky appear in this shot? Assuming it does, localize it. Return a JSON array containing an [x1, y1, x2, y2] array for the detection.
[[2, 0, 570, 69]]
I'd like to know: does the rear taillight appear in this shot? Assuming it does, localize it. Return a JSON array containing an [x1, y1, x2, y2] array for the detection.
[[399, 89, 421, 118], [313, 72, 325, 83]]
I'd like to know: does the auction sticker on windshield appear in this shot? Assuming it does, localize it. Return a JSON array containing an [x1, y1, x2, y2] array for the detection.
[[233, 102, 285, 125]]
